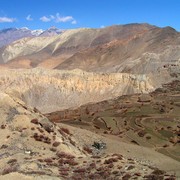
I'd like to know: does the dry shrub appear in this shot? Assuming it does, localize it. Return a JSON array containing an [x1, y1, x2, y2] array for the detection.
[[52, 141, 60, 147], [163, 144, 169, 148], [144, 174, 162, 180], [104, 158, 118, 164], [44, 158, 53, 163], [7, 159, 17, 164], [1, 124, 6, 129], [73, 168, 86, 173], [2, 166, 17, 175], [68, 137, 76, 146], [89, 173, 101, 179], [31, 119, 39, 125], [23, 171, 46, 175], [118, 166, 122, 169], [0, 144, 8, 149], [56, 152, 75, 159], [58, 159, 78, 166], [112, 153, 123, 159], [96, 167, 103, 171], [59, 167, 70, 171], [152, 169, 165, 175], [89, 163, 96, 168], [88, 174, 96, 179], [38, 159, 44, 162], [94, 125, 100, 129], [107, 163, 114, 168], [122, 173, 131, 180], [33, 133, 51, 144], [50, 147, 57, 152], [96, 160, 101, 163], [146, 136, 151, 140], [83, 146, 92, 154], [37, 127, 44, 133], [97, 170, 109, 177], [91, 155, 101, 159], [60, 171, 69, 176], [60, 127, 71, 135], [127, 165, 135, 170], [134, 172, 141, 176], [68, 160, 78, 166], [137, 130, 146, 137], [112, 171, 119, 174]]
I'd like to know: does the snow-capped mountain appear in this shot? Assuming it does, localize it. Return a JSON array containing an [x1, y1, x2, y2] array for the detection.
[[39, 26, 64, 36], [0, 28, 33, 48], [0, 27, 63, 48], [31, 29, 44, 36]]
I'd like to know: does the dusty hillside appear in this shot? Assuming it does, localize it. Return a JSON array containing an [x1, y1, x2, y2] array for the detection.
[[0, 24, 179, 75], [0, 68, 162, 113], [46, 80, 180, 176], [0, 91, 178, 179], [0, 24, 160, 66], [56, 26, 180, 73]]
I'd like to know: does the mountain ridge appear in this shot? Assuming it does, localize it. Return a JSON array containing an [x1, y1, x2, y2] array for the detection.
[[0, 23, 179, 73]]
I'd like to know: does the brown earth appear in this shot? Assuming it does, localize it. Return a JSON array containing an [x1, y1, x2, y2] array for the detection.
[[0, 89, 179, 179]]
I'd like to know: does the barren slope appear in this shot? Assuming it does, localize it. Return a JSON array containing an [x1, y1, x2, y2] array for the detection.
[[0, 91, 178, 179], [0, 23, 155, 69], [46, 80, 180, 175], [56, 26, 180, 74], [0, 24, 179, 76]]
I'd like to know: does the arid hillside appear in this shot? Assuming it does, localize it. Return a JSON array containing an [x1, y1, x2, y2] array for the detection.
[[46, 80, 180, 175], [0, 24, 179, 74], [0, 84, 179, 179]]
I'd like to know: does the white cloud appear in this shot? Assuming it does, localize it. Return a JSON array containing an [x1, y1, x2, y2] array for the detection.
[[50, 15, 55, 19], [0, 16, 16, 23], [72, 20, 77, 24], [40, 13, 77, 24], [100, 25, 105, 28], [40, 16, 51, 22], [26, 14, 33, 21], [55, 13, 73, 23]]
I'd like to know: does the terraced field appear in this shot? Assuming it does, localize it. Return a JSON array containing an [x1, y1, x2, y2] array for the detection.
[[46, 80, 180, 161]]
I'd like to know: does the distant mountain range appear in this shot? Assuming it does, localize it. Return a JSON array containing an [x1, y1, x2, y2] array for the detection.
[[0, 26, 64, 48]]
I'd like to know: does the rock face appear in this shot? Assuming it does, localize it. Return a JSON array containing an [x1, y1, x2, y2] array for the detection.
[[0, 68, 161, 113], [0, 66, 177, 113]]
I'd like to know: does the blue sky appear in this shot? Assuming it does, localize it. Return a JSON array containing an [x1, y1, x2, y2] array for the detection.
[[0, 0, 180, 31]]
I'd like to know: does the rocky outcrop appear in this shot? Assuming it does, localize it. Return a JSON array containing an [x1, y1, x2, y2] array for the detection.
[[0, 68, 163, 113]]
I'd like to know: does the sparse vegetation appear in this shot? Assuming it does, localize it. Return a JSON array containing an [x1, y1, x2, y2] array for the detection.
[[30, 119, 39, 125], [83, 146, 93, 154]]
